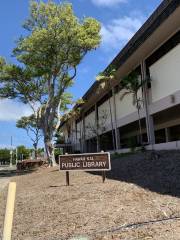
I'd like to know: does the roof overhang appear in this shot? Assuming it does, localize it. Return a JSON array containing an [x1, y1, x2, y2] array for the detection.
[[82, 0, 180, 104], [60, 0, 180, 127]]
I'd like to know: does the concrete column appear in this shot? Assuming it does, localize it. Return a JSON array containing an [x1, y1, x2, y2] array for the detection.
[[141, 61, 155, 145], [112, 87, 121, 149], [95, 103, 100, 152], [82, 115, 86, 153], [165, 127, 171, 142]]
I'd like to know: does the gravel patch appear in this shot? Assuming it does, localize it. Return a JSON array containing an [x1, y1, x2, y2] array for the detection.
[[0, 151, 180, 240]]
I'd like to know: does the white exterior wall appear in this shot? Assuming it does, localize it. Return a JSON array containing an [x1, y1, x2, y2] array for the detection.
[[115, 90, 137, 119], [60, 120, 76, 144], [150, 44, 180, 102], [76, 120, 83, 142], [115, 87, 142, 120], [61, 124, 69, 143], [70, 120, 77, 144], [98, 97, 115, 129], [84, 111, 96, 139]]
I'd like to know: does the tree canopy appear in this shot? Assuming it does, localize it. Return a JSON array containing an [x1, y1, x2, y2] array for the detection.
[[16, 114, 42, 158], [0, 0, 101, 165]]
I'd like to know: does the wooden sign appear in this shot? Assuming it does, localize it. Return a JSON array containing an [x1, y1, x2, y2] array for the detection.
[[59, 152, 111, 171]]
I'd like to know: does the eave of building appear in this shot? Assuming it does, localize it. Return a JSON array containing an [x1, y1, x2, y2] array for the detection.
[[81, 0, 180, 111]]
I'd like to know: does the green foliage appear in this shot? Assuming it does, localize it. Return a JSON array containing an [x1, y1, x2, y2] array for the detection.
[[37, 148, 44, 156], [120, 71, 142, 102], [0, 1, 101, 163], [17, 145, 31, 160], [54, 148, 63, 157], [0, 0, 101, 106], [96, 65, 117, 82], [121, 71, 140, 90], [16, 114, 42, 156], [61, 98, 84, 122], [17, 1, 101, 70], [16, 114, 39, 130], [0, 149, 10, 163], [126, 137, 137, 152], [74, 98, 85, 106], [120, 70, 151, 106], [120, 70, 149, 146], [54, 132, 65, 144], [0, 57, 5, 70]]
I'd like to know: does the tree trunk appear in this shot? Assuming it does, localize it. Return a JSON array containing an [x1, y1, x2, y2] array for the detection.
[[107, 81, 116, 151], [96, 134, 100, 152], [136, 97, 143, 146], [41, 103, 58, 167], [33, 143, 38, 159], [137, 108, 143, 145], [44, 137, 57, 166], [108, 96, 116, 151]]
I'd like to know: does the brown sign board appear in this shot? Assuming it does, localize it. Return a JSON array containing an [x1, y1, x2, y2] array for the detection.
[[59, 152, 111, 171]]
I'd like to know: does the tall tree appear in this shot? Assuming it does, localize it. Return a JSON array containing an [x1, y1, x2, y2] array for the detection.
[[16, 114, 42, 159], [0, 1, 101, 165], [96, 66, 117, 150]]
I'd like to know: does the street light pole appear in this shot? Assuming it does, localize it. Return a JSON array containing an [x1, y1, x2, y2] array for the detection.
[[10, 136, 13, 167], [16, 148, 18, 166]]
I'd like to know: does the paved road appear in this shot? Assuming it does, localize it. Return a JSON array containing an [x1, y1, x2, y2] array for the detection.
[[0, 178, 9, 191], [0, 166, 16, 192]]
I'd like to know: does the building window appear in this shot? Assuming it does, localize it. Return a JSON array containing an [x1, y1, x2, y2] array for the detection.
[[169, 125, 180, 142], [155, 129, 166, 144]]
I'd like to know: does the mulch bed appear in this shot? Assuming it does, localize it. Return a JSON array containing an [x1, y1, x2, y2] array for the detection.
[[0, 151, 180, 239], [16, 159, 46, 170]]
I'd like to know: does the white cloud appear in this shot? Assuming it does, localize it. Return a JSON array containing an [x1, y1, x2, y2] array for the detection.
[[101, 16, 144, 50], [0, 99, 32, 121], [0, 144, 16, 149], [91, 0, 127, 7]]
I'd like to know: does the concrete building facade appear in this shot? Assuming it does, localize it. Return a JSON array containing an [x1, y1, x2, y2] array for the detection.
[[59, 0, 180, 153]]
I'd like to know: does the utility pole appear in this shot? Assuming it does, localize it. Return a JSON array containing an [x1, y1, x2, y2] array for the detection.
[[10, 136, 13, 167], [16, 148, 18, 166]]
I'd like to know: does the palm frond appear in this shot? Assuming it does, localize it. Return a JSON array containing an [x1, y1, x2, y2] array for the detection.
[[120, 91, 130, 101]]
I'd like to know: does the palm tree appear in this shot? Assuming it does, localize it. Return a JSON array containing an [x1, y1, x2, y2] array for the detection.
[[120, 71, 146, 146], [96, 66, 116, 150]]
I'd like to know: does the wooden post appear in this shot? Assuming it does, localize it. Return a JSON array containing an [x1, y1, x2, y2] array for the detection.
[[66, 171, 70, 186], [102, 171, 106, 183], [101, 150, 106, 183], [65, 153, 70, 186]]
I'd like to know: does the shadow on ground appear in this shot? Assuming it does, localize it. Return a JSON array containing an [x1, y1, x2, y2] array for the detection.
[[0, 168, 36, 178], [89, 150, 180, 198]]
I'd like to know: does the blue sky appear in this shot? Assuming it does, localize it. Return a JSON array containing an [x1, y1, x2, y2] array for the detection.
[[0, 0, 161, 148]]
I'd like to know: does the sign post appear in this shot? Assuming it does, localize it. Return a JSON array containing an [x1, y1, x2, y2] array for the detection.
[[59, 152, 111, 185], [65, 153, 70, 186], [66, 171, 70, 186]]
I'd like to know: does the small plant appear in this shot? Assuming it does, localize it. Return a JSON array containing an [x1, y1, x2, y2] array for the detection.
[[120, 71, 144, 146], [126, 137, 137, 152]]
